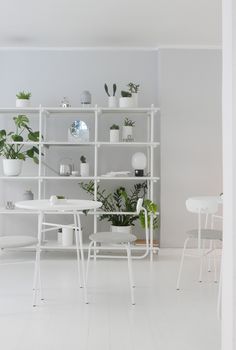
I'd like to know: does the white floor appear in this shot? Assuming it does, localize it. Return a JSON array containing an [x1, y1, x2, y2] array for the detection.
[[0, 249, 220, 350]]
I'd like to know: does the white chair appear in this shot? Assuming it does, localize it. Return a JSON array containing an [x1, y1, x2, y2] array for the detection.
[[86, 198, 148, 305], [176, 197, 222, 290]]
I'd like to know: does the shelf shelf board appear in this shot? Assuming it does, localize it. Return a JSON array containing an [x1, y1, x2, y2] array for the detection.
[[42, 141, 160, 147], [97, 142, 160, 147], [43, 141, 95, 147], [0, 176, 39, 180], [43, 107, 96, 114], [100, 107, 159, 114], [0, 108, 40, 113], [0, 176, 160, 181]]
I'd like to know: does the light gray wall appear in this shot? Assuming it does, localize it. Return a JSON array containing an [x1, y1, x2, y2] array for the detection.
[[159, 49, 222, 247]]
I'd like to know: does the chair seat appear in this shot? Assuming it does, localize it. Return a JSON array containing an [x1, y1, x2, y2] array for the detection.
[[89, 232, 137, 244], [0, 236, 38, 249], [187, 229, 222, 241]]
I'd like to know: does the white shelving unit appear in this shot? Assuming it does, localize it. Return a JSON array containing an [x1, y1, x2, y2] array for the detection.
[[0, 105, 160, 258]]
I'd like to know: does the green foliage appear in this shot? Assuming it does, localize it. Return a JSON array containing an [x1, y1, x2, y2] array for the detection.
[[110, 124, 119, 130], [124, 118, 135, 127], [139, 199, 159, 229], [0, 115, 41, 163], [121, 91, 132, 98], [16, 91, 31, 100], [80, 155, 86, 163], [104, 83, 117, 97], [79, 181, 159, 229], [127, 82, 140, 93], [56, 195, 65, 199]]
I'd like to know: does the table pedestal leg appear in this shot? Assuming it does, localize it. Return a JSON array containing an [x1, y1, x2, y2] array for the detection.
[[33, 211, 43, 307]]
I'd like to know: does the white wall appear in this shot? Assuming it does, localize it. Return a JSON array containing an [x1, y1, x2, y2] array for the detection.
[[159, 49, 222, 247]]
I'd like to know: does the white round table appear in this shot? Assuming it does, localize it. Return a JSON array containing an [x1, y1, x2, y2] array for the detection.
[[15, 199, 102, 306]]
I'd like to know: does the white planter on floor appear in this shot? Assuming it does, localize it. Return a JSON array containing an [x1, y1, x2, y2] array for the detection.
[[111, 225, 132, 234], [62, 227, 74, 246], [80, 163, 89, 177], [122, 126, 133, 141], [119, 97, 134, 108], [3, 159, 23, 176], [16, 99, 30, 108], [108, 96, 117, 108], [110, 129, 119, 143]]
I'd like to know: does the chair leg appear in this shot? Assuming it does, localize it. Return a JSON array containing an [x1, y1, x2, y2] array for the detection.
[[73, 213, 82, 289], [213, 241, 218, 283], [126, 243, 135, 305], [176, 238, 189, 290], [76, 213, 88, 304], [217, 257, 222, 320], [94, 242, 97, 261], [86, 241, 94, 285], [208, 240, 213, 272]]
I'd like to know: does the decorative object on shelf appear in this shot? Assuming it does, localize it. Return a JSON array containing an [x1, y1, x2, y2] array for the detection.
[[23, 189, 34, 201], [131, 152, 147, 177], [127, 82, 140, 107], [79, 181, 159, 230], [5, 201, 15, 210], [104, 83, 117, 107], [16, 91, 31, 108], [80, 155, 89, 177], [62, 227, 74, 246], [110, 124, 120, 143], [71, 170, 79, 177], [80, 91, 91, 107], [122, 118, 135, 141], [0, 115, 41, 176], [119, 90, 134, 108], [101, 171, 131, 177], [57, 228, 62, 244], [68, 120, 90, 142], [60, 97, 71, 108], [59, 157, 73, 176]]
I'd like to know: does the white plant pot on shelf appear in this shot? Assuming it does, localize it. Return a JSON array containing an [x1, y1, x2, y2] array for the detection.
[[62, 227, 74, 247], [108, 96, 117, 108], [119, 97, 134, 108], [16, 99, 30, 108], [80, 163, 89, 177], [110, 129, 119, 143], [3, 159, 23, 176], [111, 225, 132, 234], [122, 126, 133, 141], [131, 93, 138, 107]]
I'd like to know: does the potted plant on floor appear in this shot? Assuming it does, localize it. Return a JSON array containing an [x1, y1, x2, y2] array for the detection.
[[104, 83, 117, 107], [119, 90, 134, 108], [16, 91, 31, 108], [79, 181, 159, 233], [110, 124, 120, 143], [80, 155, 89, 177], [0, 115, 40, 176], [122, 117, 135, 141], [127, 82, 140, 107]]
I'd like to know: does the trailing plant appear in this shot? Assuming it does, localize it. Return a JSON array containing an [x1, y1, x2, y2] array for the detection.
[[104, 83, 117, 97], [124, 117, 135, 127], [79, 181, 159, 228], [121, 91, 132, 98], [0, 115, 41, 163], [127, 82, 140, 94], [16, 91, 31, 100], [110, 124, 119, 130], [80, 155, 86, 163]]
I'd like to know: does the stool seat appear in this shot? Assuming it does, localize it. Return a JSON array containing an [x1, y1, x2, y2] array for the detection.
[[0, 236, 38, 249], [89, 232, 137, 244], [187, 229, 222, 241]]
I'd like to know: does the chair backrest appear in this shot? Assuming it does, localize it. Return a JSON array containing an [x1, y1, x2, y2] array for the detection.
[[186, 197, 218, 215], [136, 198, 144, 214]]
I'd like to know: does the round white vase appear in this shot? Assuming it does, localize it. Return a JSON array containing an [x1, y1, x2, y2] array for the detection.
[[111, 225, 132, 234], [16, 99, 30, 108], [62, 227, 74, 246], [108, 96, 117, 108], [80, 163, 89, 177], [122, 126, 133, 141], [119, 97, 134, 108], [3, 159, 23, 176], [110, 129, 119, 143]]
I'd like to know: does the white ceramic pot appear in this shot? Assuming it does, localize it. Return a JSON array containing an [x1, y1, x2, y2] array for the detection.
[[80, 163, 89, 177], [16, 99, 30, 108], [119, 97, 134, 108], [3, 159, 23, 176], [131, 93, 138, 107], [108, 96, 117, 108], [111, 225, 132, 234], [62, 227, 74, 246], [110, 129, 119, 143], [122, 126, 133, 141]]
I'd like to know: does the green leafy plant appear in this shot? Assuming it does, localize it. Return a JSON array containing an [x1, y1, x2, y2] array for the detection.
[[80, 155, 86, 163], [16, 91, 31, 100], [104, 83, 117, 97], [121, 91, 132, 98], [56, 195, 65, 199], [127, 83, 140, 94], [79, 181, 159, 228], [124, 118, 135, 127], [0, 115, 41, 163], [110, 124, 119, 130]]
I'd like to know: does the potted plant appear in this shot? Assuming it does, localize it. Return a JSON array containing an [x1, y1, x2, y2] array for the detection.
[[122, 118, 135, 141], [119, 90, 134, 108], [110, 124, 120, 143], [127, 82, 140, 107], [80, 155, 89, 177], [104, 83, 117, 107], [16, 91, 31, 108], [79, 181, 159, 234], [0, 115, 40, 176]]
